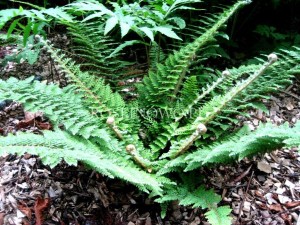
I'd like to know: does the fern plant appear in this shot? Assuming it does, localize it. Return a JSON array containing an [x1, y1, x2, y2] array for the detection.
[[1, 1, 300, 224]]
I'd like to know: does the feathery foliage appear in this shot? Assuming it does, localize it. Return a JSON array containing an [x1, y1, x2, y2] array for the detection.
[[65, 20, 133, 89], [136, 0, 250, 108]]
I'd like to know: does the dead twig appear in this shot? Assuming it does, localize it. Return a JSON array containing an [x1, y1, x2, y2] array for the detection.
[[279, 89, 300, 101], [236, 170, 254, 225]]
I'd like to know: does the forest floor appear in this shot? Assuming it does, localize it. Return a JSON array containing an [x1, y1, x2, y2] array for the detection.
[[0, 34, 300, 225]]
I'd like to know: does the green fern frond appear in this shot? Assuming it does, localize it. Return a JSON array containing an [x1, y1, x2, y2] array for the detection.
[[179, 186, 221, 208], [183, 122, 300, 172], [137, 0, 250, 107], [149, 42, 166, 70], [38, 38, 140, 135], [0, 130, 165, 195], [0, 77, 108, 141], [205, 206, 232, 225], [65, 21, 131, 87], [157, 155, 187, 175], [206, 48, 299, 137], [150, 122, 179, 159], [160, 55, 277, 159], [156, 184, 230, 224]]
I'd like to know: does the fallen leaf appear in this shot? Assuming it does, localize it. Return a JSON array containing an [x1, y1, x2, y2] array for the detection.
[[17, 118, 34, 129], [268, 204, 283, 212], [285, 180, 295, 189], [34, 197, 50, 225], [17, 111, 51, 130], [145, 216, 152, 225], [280, 213, 292, 223], [25, 111, 39, 121], [36, 121, 52, 130], [285, 102, 294, 110], [0, 213, 4, 225], [18, 204, 32, 220], [284, 201, 300, 208], [257, 161, 272, 173], [22, 220, 30, 225]]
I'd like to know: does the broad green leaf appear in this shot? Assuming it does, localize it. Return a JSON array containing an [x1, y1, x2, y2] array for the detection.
[[120, 21, 131, 38], [0, 8, 23, 29], [104, 16, 118, 35], [167, 17, 186, 29], [155, 26, 182, 40], [31, 9, 46, 21], [67, 2, 114, 15], [109, 40, 146, 57], [27, 49, 39, 65], [82, 12, 105, 22], [139, 27, 154, 41], [43, 7, 73, 22]]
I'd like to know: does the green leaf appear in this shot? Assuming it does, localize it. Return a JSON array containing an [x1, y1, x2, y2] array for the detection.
[[43, 7, 73, 22], [7, 18, 21, 38], [179, 186, 221, 208], [23, 22, 32, 46], [104, 16, 118, 35], [120, 21, 131, 38], [139, 27, 154, 41], [32, 21, 46, 34], [109, 40, 145, 57], [205, 206, 232, 225], [155, 26, 182, 40], [251, 101, 269, 114], [31, 9, 46, 21], [0, 8, 23, 29], [82, 12, 105, 22], [167, 17, 186, 29]]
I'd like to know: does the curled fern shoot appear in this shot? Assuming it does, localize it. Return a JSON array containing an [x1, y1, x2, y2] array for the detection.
[[163, 54, 277, 159]]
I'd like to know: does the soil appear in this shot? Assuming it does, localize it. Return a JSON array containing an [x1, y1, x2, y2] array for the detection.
[[0, 34, 300, 225]]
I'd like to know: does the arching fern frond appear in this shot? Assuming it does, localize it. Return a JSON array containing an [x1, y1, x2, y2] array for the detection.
[[183, 122, 300, 172], [65, 21, 131, 88], [0, 77, 108, 141], [137, 0, 250, 108], [38, 37, 140, 134], [0, 130, 166, 195], [156, 184, 231, 225]]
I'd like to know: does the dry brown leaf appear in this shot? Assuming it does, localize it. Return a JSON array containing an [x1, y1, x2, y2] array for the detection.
[[17, 111, 52, 130], [257, 161, 272, 173], [34, 197, 50, 225], [145, 216, 152, 225], [284, 201, 300, 208], [18, 204, 32, 220], [286, 102, 294, 110], [36, 121, 52, 130], [0, 213, 4, 225], [22, 219, 30, 225], [24, 111, 40, 121], [268, 204, 283, 212], [280, 213, 292, 224]]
